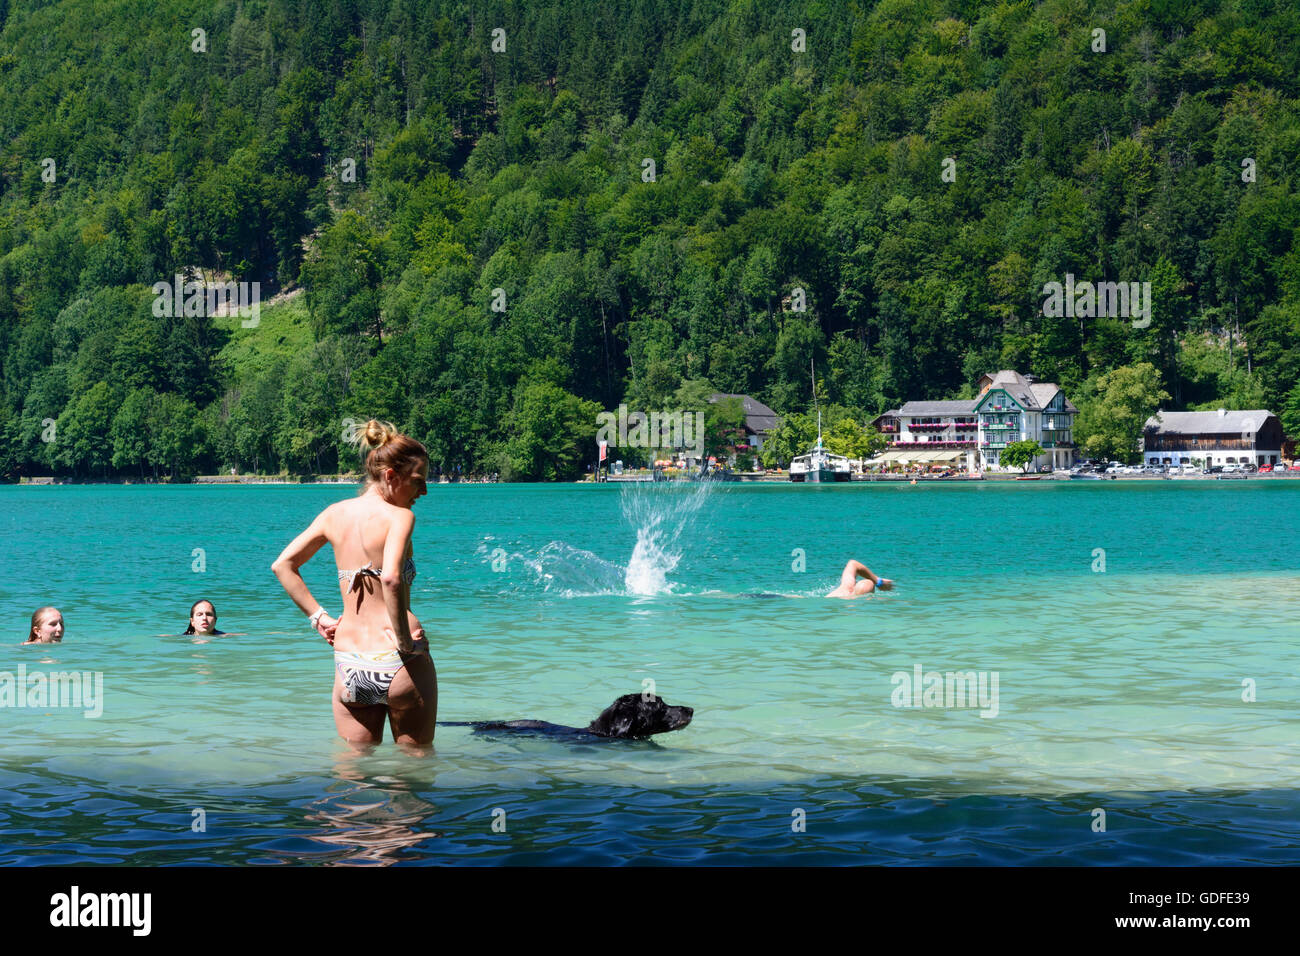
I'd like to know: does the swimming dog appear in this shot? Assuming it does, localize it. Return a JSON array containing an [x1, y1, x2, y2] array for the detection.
[[441, 693, 693, 741]]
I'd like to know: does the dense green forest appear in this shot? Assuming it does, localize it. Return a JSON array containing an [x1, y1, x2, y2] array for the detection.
[[1, 0, 1299, 480]]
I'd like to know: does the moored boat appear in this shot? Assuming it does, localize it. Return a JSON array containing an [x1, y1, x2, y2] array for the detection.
[[789, 441, 852, 482]]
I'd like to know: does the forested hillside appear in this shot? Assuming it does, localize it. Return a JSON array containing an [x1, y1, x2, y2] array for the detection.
[[2, 0, 1299, 479]]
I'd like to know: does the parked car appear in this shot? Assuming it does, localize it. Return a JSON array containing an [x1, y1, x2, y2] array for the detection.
[[1222, 464, 1239, 473], [1241, 463, 1257, 473], [1291, 463, 1300, 471], [1259, 463, 1273, 473]]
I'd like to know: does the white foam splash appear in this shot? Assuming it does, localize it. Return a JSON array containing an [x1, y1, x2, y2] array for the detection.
[[621, 480, 714, 595], [479, 479, 718, 597]]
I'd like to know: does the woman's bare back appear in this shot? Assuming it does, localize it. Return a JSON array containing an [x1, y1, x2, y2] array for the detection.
[[327, 497, 416, 653]]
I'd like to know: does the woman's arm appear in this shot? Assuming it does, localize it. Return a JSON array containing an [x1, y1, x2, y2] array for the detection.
[[271, 507, 337, 640], [379, 508, 415, 652]]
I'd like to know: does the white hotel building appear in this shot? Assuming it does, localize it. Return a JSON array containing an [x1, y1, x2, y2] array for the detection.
[[875, 370, 1078, 472]]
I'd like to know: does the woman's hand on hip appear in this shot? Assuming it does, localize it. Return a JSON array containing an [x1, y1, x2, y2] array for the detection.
[[383, 627, 415, 654], [315, 613, 338, 646]]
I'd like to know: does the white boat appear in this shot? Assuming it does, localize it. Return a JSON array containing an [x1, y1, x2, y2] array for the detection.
[[787, 361, 852, 482], [789, 440, 852, 482]]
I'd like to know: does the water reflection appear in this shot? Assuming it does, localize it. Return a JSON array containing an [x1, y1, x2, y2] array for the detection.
[[300, 755, 441, 865]]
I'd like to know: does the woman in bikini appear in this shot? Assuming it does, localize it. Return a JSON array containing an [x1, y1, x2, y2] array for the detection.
[[272, 420, 436, 749]]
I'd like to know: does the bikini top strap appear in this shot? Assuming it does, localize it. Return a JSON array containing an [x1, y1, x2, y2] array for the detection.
[[338, 562, 382, 592]]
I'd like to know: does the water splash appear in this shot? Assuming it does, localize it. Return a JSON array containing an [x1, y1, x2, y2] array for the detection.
[[478, 479, 718, 597], [621, 480, 714, 595], [526, 541, 626, 596]]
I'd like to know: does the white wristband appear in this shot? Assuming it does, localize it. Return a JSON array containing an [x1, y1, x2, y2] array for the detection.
[[308, 607, 327, 629]]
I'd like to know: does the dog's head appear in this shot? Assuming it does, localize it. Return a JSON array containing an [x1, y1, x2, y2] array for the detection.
[[587, 694, 694, 739]]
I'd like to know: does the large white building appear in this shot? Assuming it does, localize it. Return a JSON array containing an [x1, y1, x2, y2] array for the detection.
[[875, 370, 1078, 472], [1142, 409, 1283, 467]]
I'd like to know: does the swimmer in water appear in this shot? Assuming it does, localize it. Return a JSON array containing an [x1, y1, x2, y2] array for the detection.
[[23, 606, 64, 643], [826, 560, 894, 599], [183, 599, 225, 636]]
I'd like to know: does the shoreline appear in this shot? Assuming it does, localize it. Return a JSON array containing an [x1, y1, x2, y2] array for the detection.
[[12, 472, 1296, 487], [13, 474, 500, 486]]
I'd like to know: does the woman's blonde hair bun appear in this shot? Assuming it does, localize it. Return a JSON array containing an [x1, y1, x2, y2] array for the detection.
[[358, 419, 398, 450], [349, 418, 429, 488]]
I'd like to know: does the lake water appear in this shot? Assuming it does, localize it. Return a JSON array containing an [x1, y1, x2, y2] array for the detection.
[[1, 480, 1297, 864]]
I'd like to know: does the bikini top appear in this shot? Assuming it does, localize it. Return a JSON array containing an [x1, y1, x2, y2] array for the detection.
[[337, 557, 417, 592]]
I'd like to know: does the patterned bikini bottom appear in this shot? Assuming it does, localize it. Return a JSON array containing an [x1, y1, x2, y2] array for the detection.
[[334, 641, 427, 707]]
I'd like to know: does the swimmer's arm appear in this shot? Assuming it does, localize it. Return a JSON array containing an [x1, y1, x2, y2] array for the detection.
[[841, 560, 875, 588], [380, 509, 415, 650], [271, 508, 332, 619], [843, 560, 892, 592]]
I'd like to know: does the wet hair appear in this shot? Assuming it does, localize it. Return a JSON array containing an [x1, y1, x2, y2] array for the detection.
[[184, 599, 217, 635], [352, 419, 428, 490], [28, 606, 59, 642]]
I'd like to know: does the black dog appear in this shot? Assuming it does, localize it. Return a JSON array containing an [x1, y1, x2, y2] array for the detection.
[[441, 694, 693, 741]]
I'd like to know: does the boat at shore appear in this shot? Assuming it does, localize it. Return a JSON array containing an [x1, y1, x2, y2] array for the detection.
[[789, 440, 852, 482], [789, 360, 853, 483]]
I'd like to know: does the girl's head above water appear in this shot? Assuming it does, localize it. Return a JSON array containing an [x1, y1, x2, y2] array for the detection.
[[184, 599, 221, 635], [26, 606, 63, 643], [354, 419, 429, 502]]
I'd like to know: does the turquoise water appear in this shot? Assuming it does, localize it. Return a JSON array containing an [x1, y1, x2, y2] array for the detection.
[[1, 480, 1298, 864]]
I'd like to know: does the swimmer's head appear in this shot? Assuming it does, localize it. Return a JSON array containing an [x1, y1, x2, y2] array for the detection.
[[28, 606, 63, 643], [185, 599, 218, 635]]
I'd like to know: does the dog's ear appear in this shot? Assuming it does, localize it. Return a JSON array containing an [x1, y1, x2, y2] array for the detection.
[[591, 697, 643, 737], [634, 697, 669, 733], [591, 707, 634, 737], [607, 713, 636, 737]]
